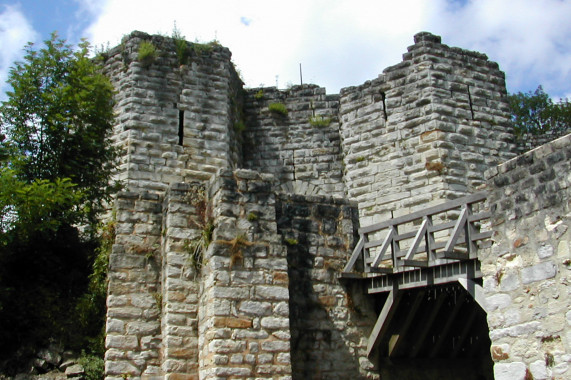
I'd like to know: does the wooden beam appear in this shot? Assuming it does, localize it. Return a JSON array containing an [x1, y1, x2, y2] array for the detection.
[[429, 291, 467, 358], [389, 290, 426, 357], [444, 206, 467, 253], [451, 305, 477, 358], [371, 226, 395, 267], [410, 290, 447, 358], [458, 278, 487, 312], [404, 217, 428, 260], [367, 286, 402, 357], [359, 192, 487, 234], [343, 235, 364, 273]]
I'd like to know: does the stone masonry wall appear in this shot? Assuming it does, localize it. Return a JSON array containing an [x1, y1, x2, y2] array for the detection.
[[243, 85, 345, 197], [160, 183, 206, 379], [102, 31, 243, 194], [105, 191, 163, 378], [276, 194, 378, 379], [339, 32, 516, 227], [482, 133, 571, 380], [101, 31, 569, 380], [198, 169, 292, 379]]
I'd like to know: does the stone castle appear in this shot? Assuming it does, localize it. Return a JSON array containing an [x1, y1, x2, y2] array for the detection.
[[100, 31, 570, 380]]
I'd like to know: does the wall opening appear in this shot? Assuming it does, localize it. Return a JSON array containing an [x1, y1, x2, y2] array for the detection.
[[381, 91, 388, 121], [374, 283, 493, 380], [178, 109, 184, 146], [467, 85, 475, 120]]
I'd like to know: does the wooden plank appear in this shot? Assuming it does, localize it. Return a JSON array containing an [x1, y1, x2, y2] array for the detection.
[[389, 290, 426, 357], [372, 227, 395, 267], [444, 206, 467, 253], [367, 286, 402, 357], [458, 278, 487, 312], [342, 235, 364, 273], [401, 259, 429, 268], [468, 211, 491, 222], [429, 291, 467, 358], [359, 192, 487, 234], [404, 218, 428, 260], [410, 290, 447, 358]]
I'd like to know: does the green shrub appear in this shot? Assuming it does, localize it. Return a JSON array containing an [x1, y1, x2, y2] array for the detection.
[[79, 353, 105, 380], [138, 40, 157, 67], [254, 90, 264, 100], [268, 102, 288, 116], [309, 115, 331, 127]]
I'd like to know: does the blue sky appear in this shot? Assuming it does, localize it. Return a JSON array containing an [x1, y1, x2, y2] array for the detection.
[[1, 0, 570, 100]]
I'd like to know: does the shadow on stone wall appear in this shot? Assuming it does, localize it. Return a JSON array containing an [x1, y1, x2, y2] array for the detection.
[[276, 194, 378, 379]]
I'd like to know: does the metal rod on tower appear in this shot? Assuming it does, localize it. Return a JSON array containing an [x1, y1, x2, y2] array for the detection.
[[299, 63, 303, 86]]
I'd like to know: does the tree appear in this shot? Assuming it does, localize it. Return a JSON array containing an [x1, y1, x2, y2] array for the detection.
[[0, 33, 116, 368], [508, 85, 571, 136], [0, 33, 117, 229]]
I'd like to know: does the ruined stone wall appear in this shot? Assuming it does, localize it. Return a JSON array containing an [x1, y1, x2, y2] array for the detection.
[[199, 169, 292, 379], [101, 31, 557, 380], [102, 31, 243, 194], [105, 190, 163, 378], [275, 194, 378, 379], [339, 32, 516, 226], [243, 85, 345, 197], [482, 133, 571, 380]]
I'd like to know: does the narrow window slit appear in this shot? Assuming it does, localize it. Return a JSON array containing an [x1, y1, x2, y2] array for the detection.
[[467, 85, 475, 120], [380, 91, 388, 120], [178, 110, 184, 146]]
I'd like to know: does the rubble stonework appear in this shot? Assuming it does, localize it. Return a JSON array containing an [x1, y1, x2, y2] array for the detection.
[[482, 134, 571, 380], [102, 30, 569, 379]]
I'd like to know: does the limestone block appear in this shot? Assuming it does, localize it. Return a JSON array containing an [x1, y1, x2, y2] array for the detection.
[[493, 362, 527, 380], [522, 261, 558, 284]]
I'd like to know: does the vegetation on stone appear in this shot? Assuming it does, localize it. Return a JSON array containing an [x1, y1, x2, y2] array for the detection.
[[268, 102, 288, 116], [138, 40, 157, 67]]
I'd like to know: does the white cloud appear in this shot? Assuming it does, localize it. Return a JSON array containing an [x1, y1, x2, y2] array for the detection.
[[0, 4, 38, 100], [424, 0, 571, 99], [79, 0, 570, 97]]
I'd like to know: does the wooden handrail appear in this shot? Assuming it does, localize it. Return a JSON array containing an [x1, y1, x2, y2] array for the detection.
[[343, 192, 489, 275]]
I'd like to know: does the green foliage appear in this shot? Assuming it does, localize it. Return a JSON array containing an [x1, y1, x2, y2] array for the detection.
[[247, 212, 258, 221], [191, 41, 214, 56], [0, 33, 115, 367], [268, 102, 288, 116], [138, 40, 157, 67], [254, 89, 264, 100], [0, 32, 117, 227], [0, 169, 83, 243], [172, 23, 190, 65], [308, 115, 332, 127], [508, 85, 570, 136], [79, 352, 105, 380], [185, 221, 213, 273]]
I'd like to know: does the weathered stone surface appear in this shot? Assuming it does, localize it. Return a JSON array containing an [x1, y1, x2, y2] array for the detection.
[[102, 30, 569, 380]]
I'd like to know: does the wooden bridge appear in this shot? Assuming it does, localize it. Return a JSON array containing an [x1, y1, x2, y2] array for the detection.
[[342, 192, 492, 359]]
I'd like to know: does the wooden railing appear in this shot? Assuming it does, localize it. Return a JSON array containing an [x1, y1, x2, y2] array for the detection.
[[343, 192, 491, 279]]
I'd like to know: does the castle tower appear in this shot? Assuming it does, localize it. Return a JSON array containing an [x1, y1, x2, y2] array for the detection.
[[100, 32, 522, 380], [339, 32, 516, 226]]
